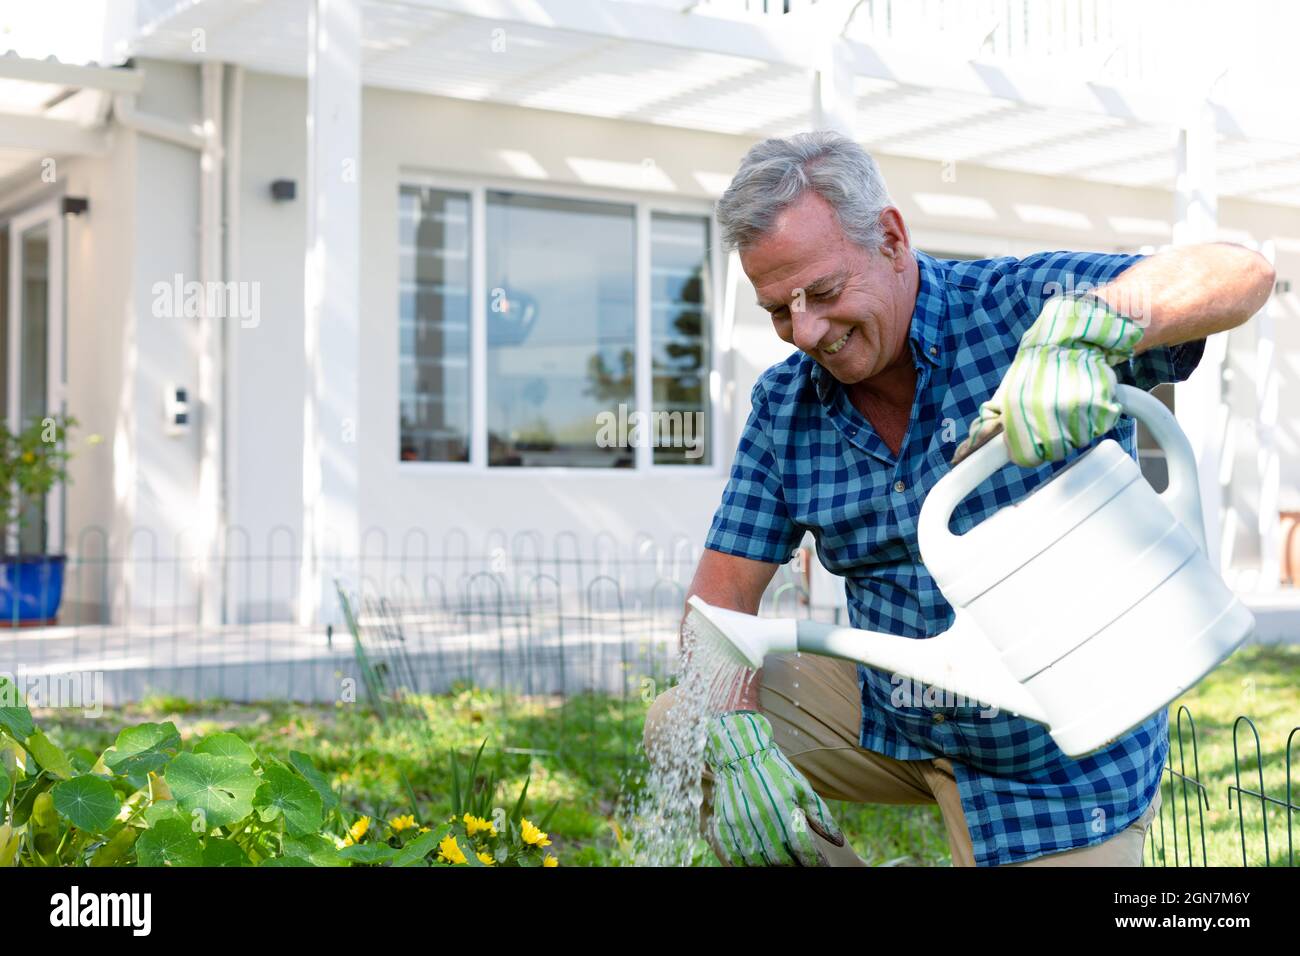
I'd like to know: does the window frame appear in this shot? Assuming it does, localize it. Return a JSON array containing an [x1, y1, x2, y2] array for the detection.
[[396, 169, 723, 477]]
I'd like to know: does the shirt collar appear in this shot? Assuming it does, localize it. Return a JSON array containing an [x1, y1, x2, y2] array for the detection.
[[810, 248, 947, 405]]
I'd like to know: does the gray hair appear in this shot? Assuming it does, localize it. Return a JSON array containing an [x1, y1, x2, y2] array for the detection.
[[715, 130, 894, 253]]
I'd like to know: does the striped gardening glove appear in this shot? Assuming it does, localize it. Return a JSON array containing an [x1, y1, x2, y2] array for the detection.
[[704, 710, 845, 867], [953, 292, 1144, 467]]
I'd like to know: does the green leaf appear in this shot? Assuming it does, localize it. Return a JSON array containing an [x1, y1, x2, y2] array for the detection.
[[25, 731, 75, 779], [449, 747, 461, 817], [165, 753, 260, 829], [338, 842, 398, 865], [509, 774, 531, 826], [194, 732, 257, 765], [282, 833, 347, 867], [260, 855, 314, 867], [0, 762, 9, 804], [103, 722, 181, 787], [143, 799, 186, 827], [0, 676, 34, 740], [68, 747, 96, 775], [288, 751, 339, 813], [51, 775, 122, 831], [253, 763, 323, 836], [135, 818, 204, 866], [392, 825, 447, 867], [201, 838, 249, 867]]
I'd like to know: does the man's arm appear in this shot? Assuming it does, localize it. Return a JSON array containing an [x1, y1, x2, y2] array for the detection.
[[682, 548, 781, 710], [1096, 242, 1275, 352]]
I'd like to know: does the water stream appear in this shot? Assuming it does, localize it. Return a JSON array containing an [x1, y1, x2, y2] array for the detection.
[[617, 617, 757, 866]]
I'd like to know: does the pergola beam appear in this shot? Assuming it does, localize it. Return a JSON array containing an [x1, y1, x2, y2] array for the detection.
[[0, 114, 107, 154], [0, 55, 144, 93]]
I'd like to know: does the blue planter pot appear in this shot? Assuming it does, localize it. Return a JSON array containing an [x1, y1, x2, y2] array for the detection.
[[0, 554, 67, 624]]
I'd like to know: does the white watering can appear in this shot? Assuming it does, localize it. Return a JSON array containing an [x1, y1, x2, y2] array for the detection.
[[687, 384, 1255, 758]]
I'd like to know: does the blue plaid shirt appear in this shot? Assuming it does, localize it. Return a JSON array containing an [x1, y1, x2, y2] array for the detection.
[[705, 249, 1206, 866]]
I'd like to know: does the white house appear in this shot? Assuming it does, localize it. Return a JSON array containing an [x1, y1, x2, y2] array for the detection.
[[1, 0, 1298, 630]]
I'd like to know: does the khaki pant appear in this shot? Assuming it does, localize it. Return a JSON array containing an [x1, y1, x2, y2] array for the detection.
[[643, 653, 1161, 867]]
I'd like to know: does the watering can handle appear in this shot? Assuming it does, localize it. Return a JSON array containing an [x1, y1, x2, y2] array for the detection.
[[920, 384, 1207, 556]]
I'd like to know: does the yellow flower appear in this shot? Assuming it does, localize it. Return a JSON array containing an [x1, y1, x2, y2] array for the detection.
[[348, 816, 370, 843], [418, 826, 430, 834], [438, 835, 467, 865], [21, 452, 35, 464], [520, 818, 551, 848], [463, 812, 497, 837], [543, 854, 558, 867], [389, 814, 416, 833], [476, 851, 495, 866]]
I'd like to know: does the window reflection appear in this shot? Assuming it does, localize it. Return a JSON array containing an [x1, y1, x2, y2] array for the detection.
[[398, 186, 471, 462], [651, 213, 711, 465], [486, 191, 635, 468]]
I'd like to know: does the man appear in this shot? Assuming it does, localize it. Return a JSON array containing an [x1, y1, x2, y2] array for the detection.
[[643, 130, 1274, 867]]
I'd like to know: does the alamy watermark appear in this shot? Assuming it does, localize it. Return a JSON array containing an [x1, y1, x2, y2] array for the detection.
[[151, 274, 260, 328], [1041, 273, 1152, 327], [595, 404, 705, 460], [890, 673, 999, 718], [0, 671, 105, 718]]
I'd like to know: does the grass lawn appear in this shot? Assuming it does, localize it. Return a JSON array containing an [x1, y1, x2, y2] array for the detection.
[[32, 644, 1300, 866]]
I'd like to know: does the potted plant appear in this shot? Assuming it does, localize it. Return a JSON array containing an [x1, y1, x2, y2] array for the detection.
[[0, 414, 80, 625]]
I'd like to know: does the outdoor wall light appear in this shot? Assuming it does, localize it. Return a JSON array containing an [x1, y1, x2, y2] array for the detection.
[[270, 179, 297, 202], [61, 196, 89, 216]]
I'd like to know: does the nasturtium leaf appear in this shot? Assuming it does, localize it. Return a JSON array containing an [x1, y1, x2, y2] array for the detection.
[[0, 676, 34, 740], [51, 775, 122, 831], [69, 747, 96, 775], [288, 751, 339, 812], [338, 843, 397, 865], [135, 818, 204, 867], [260, 855, 313, 867], [392, 826, 446, 867], [143, 799, 186, 827], [253, 763, 323, 836], [194, 732, 257, 765], [165, 753, 259, 829], [282, 833, 347, 867], [202, 838, 249, 867], [25, 731, 75, 779], [103, 722, 181, 786]]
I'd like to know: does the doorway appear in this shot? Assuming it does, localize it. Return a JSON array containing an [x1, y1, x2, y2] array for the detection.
[[2, 200, 65, 555]]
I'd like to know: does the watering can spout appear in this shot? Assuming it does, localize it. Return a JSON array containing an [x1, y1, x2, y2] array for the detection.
[[794, 616, 1049, 724], [685, 597, 1048, 725]]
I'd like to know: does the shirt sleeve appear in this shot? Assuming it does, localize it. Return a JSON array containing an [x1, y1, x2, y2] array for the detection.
[[1010, 249, 1206, 389], [703, 378, 804, 564]]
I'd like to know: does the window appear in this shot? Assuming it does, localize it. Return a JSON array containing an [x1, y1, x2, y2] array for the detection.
[[486, 192, 635, 467], [398, 180, 715, 470], [650, 212, 711, 466], [399, 186, 471, 462]]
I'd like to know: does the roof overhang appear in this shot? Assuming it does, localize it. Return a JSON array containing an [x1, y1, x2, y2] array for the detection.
[[112, 0, 1300, 207]]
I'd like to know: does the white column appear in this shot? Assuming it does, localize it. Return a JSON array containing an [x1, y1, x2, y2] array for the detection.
[[197, 61, 224, 626], [812, 38, 856, 136], [1255, 240, 1280, 591], [1172, 97, 1227, 574], [299, 0, 361, 625]]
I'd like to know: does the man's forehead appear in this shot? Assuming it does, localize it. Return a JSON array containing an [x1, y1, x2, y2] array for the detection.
[[753, 266, 846, 310]]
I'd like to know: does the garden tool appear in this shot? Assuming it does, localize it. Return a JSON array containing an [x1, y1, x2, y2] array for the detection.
[[686, 384, 1254, 758]]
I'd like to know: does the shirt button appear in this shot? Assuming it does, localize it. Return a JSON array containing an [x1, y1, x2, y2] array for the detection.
[[932, 713, 946, 724], [929, 345, 938, 356], [893, 480, 906, 493]]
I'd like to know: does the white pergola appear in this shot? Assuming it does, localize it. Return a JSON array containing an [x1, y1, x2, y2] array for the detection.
[[6, 0, 1290, 616]]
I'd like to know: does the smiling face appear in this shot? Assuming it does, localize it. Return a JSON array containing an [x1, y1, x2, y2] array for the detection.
[[740, 189, 918, 385]]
